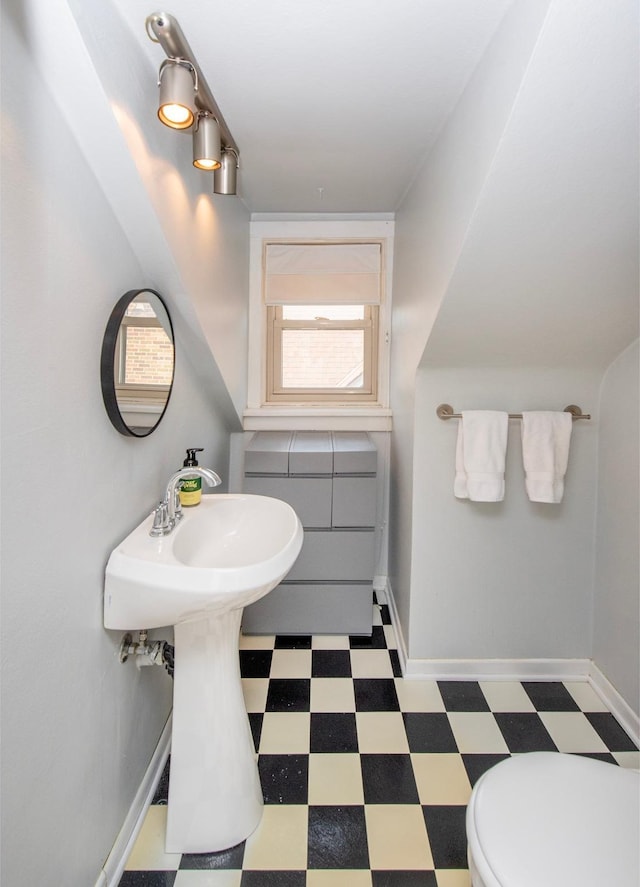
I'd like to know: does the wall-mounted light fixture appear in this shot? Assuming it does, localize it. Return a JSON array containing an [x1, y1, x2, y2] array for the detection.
[[146, 12, 240, 195]]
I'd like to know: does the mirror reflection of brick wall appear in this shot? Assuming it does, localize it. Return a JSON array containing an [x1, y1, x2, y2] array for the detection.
[[124, 327, 174, 385]]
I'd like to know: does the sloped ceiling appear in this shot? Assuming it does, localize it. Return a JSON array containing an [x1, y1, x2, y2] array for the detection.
[[21, 0, 251, 422], [421, 0, 639, 370], [109, 0, 513, 213]]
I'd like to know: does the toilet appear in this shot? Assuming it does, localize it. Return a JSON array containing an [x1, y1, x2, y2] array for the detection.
[[466, 752, 639, 887]]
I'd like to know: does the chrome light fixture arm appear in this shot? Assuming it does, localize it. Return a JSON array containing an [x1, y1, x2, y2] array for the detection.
[[146, 11, 240, 164], [157, 57, 198, 92]]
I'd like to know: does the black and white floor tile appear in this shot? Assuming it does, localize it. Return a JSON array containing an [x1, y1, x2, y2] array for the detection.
[[119, 598, 639, 887]]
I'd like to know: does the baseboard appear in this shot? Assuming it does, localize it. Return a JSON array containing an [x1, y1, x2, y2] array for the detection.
[[402, 657, 591, 681], [383, 578, 408, 674], [588, 662, 640, 747], [384, 580, 639, 743], [96, 713, 172, 887]]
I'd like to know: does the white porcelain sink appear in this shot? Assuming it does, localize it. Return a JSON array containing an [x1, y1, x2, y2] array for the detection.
[[104, 494, 303, 629], [103, 494, 303, 854]]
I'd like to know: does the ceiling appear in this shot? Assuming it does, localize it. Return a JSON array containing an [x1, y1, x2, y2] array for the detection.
[[110, 0, 513, 213]]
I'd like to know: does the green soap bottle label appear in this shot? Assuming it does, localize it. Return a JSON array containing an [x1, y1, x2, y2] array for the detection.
[[180, 476, 202, 506]]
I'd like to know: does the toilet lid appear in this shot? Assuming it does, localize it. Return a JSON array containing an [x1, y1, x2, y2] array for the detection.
[[466, 752, 640, 887]]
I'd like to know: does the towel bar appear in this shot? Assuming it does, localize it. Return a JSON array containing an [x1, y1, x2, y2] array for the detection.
[[436, 404, 590, 421]]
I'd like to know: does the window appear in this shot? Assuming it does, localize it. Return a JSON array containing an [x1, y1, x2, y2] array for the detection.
[[264, 241, 382, 404]]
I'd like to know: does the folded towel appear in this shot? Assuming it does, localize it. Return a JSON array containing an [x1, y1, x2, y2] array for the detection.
[[454, 410, 509, 502], [521, 411, 573, 503]]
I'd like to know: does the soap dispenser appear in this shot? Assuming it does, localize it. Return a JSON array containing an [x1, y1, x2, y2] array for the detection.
[[179, 448, 204, 507]]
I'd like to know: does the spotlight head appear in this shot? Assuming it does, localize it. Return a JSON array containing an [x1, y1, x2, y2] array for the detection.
[[213, 149, 238, 195], [158, 59, 196, 130], [193, 113, 221, 170]]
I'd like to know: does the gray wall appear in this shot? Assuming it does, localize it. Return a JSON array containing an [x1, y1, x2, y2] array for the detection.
[[389, 0, 639, 711], [593, 341, 640, 709], [410, 366, 600, 660], [388, 0, 553, 640], [0, 5, 249, 884]]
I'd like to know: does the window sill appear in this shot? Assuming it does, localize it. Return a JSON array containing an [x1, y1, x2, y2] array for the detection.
[[243, 406, 393, 432]]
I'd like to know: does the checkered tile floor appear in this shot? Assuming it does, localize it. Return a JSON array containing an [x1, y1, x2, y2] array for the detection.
[[119, 598, 639, 887]]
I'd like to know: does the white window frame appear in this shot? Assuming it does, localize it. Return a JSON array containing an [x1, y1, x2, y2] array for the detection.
[[264, 239, 382, 403], [246, 219, 394, 432], [266, 303, 379, 402]]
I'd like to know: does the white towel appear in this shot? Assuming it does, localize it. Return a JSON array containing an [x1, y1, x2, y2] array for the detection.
[[521, 411, 573, 503], [454, 410, 509, 502]]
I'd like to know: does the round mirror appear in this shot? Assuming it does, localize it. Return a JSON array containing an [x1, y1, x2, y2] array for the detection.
[[101, 289, 175, 437]]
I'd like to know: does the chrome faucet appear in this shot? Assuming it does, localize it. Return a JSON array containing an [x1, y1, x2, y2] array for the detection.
[[150, 467, 222, 537]]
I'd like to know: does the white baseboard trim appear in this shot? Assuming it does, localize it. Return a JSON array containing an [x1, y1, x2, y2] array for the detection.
[[384, 579, 639, 743], [382, 577, 408, 674], [588, 662, 640, 747], [95, 713, 172, 887], [402, 657, 591, 682]]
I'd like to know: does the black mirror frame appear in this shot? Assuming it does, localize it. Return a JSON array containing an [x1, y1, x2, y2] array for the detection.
[[100, 288, 175, 437]]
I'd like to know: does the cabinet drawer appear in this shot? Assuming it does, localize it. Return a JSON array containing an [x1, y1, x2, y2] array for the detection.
[[289, 431, 333, 474], [332, 431, 377, 474], [287, 530, 375, 581], [332, 476, 377, 527], [242, 583, 373, 636], [244, 431, 293, 474], [243, 476, 332, 528]]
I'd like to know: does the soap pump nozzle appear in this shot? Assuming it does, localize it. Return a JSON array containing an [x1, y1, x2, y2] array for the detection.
[[183, 447, 203, 467]]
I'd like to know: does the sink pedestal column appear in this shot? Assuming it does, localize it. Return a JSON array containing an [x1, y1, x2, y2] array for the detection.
[[166, 608, 263, 853]]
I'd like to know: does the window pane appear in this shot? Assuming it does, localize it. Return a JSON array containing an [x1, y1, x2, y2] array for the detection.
[[282, 304, 365, 320], [281, 329, 364, 388], [124, 327, 174, 385]]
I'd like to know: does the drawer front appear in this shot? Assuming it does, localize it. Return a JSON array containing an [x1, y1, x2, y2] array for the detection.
[[287, 530, 375, 581], [242, 583, 373, 636], [289, 431, 333, 475], [243, 476, 332, 528], [332, 476, 377, 528], [244, 431, 293, 474], [332, 431, 377, 474]]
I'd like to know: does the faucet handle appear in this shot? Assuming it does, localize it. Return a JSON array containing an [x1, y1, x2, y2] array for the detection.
[[150, 500, 171, 537], [173, 486, 183, 522]]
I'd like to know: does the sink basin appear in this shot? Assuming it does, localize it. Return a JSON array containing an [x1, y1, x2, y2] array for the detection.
[[103, 493, 303, 854], [104, 494, 303, 629]]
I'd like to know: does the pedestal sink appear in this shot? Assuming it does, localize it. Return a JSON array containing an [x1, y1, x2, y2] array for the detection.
[[104, 494, 303, 853]]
